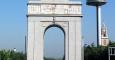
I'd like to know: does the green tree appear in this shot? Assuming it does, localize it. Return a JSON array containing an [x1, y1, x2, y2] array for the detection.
[[0, 50, 25, 60], [84, 43, 108, 60]]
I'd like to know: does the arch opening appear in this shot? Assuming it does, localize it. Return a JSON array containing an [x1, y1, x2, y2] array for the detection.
[[44, 24, 65, 60]]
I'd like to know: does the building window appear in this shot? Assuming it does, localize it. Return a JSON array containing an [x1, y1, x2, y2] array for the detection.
[[103, 32, 107, 37]]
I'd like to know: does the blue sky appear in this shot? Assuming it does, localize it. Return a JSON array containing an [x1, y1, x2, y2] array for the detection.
[[0, 0, 27, 51], [0, 0, 115, 58]]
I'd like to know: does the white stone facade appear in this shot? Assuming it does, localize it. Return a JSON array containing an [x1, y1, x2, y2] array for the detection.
[[27, 0, 83, 60]]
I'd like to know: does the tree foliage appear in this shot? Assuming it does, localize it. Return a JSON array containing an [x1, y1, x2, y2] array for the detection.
[[44, 57, 56, 60], [0, 50, 25, 60], [0, 42, 115, 60], [84, 42, 115, 60]]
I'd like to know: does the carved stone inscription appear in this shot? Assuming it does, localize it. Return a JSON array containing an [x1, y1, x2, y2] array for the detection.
[[28, 4, 81, 14]]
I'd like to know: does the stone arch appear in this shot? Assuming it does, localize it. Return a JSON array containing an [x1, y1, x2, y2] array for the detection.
[[44, 24, 65, 36], [27, 0, 82, 59]]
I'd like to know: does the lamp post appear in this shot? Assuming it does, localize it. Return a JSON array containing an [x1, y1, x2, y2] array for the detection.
[[86, 0, 106, 47], [25, 35, 27, 60]]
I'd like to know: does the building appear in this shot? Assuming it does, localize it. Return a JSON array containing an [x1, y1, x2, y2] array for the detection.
[[100, 23, 109, 46]]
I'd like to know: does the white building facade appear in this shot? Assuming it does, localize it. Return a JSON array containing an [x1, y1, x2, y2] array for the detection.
[[100, 23, 109, 46]]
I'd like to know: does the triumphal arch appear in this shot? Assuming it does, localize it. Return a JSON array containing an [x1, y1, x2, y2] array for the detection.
[[27, 0, 83, 60]]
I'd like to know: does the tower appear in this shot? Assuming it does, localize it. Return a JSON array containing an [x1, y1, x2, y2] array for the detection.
[[86, 0, 107, 47], [101, 23, 109, 46], [27, 0, 83, 60]]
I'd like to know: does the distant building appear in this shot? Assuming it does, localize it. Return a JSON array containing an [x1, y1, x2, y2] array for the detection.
[[100, 23, 109, 46]]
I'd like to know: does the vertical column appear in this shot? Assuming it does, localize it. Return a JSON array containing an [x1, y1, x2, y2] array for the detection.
[[62, 22, 69, 60], [68, 17, 82, 60], [69, 20, 76, 60], [27, 21, 35, 60], [96, 6, 102, 46], [34, 22, 44, 60], [75, 17, 82, 60]]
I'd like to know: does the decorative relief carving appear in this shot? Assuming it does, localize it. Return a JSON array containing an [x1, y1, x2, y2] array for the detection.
[[28, 4, 81, 14]]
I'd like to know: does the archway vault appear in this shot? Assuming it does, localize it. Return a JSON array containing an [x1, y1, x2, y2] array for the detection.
[[44, 24, 65, 36], [42, 21, 68, 60], [43, 22, 67, 59], [44, 24, 65, 59]]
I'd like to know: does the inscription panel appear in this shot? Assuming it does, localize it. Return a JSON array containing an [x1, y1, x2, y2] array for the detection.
[[28, 4, 81, 15]]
